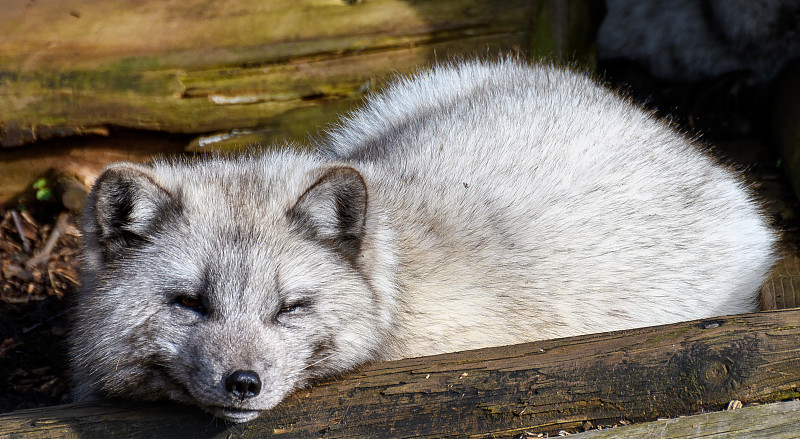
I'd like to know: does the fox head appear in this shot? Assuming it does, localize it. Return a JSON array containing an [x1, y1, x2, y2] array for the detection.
[[70, 153, 398, 422]]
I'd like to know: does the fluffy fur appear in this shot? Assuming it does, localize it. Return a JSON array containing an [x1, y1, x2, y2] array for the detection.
[[70, 59, 777, 423]]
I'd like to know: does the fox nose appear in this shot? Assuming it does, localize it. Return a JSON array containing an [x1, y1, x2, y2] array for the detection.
[[225, 370, 262, 400]]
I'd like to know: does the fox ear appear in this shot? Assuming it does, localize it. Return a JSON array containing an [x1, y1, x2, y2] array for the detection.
[[290, 166, 368, 263], [85, 163, 176, 257]]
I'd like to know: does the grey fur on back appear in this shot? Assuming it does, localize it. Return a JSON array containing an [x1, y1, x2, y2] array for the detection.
[[70, 59, 777, 423]]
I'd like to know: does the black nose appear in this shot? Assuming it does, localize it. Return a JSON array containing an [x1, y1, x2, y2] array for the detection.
[[224, 370, 261, 400]]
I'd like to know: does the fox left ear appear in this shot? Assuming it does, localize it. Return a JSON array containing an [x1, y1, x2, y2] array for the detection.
[[289, 166, 368, 263], [84, 163, 177, 261]]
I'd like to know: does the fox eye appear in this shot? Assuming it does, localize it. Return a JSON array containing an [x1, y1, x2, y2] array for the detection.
[[276, 299, 311, 320], [278, 304, 301, 314], [175, 295, 208, 316]]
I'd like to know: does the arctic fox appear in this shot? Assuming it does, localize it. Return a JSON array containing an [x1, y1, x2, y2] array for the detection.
[[70, 59, 777, 423]]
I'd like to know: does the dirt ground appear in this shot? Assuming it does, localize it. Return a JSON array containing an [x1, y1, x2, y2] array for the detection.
[[0, 206, 79, 412]]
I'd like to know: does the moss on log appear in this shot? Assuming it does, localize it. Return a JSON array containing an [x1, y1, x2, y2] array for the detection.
[[1, 308, 798, 438], [0, 0, 601, 149]]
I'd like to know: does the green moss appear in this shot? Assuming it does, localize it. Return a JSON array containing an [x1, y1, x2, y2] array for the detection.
[[771, 388, 800, 401]]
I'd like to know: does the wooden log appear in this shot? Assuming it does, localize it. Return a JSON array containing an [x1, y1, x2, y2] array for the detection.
[[1, 0, 499, 146], [0, 0, 537, 148], [761, 253, 800, 311], [1, 308, 798, 438], [569, 399, 800, 439], [0, 0, 604, 148]]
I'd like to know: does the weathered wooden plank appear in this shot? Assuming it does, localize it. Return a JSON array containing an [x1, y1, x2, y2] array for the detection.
[[0, 401, 223, 439], [570, 399, 800, 439], [0, 0, 532, 147], [1, 308, 798, 438], [761, 254, 800, 311], [0, 0, 607, 149]]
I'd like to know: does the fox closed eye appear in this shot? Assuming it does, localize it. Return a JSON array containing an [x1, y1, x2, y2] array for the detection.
[[279, 304, 301, 314], [276, 299, 312, 321], [174, 295, 208, 316]]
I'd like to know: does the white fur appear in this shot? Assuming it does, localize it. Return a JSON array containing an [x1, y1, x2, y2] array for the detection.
[[324, 59, 776, 356]]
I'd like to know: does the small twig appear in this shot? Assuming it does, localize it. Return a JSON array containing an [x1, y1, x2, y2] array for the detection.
[[27, 212, 70, 268], [18, 209, 40, 229], [48, 267, 79, 296], [0, 210, 12, 229], [11, 210, 32, 253]]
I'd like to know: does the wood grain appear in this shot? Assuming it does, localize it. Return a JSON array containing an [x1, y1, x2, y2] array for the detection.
[[1, 308, 798, 438], [0, 0, 533, 148], [570, 399, 800, 439]]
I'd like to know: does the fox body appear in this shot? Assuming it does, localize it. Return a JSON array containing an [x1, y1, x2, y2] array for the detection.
[[70, 60, 777, 422]]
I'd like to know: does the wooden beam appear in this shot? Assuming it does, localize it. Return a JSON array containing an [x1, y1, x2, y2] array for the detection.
[[0, 0, 533, 148], [1, 308, 798, 438], [0, 0, 604, 149], [570, 399, 800, 439]]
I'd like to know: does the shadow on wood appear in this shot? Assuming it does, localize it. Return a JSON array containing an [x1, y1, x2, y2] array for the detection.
[[1, 308, 798, 438]]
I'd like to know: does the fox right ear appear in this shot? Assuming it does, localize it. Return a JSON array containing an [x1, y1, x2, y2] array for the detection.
[[85, 163, 176, 254], [289, 166, 368, 264]]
